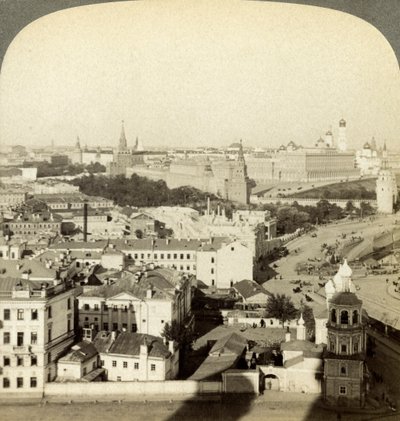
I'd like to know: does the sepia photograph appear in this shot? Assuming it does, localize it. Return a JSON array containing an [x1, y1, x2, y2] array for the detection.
[[0, 0, 399, 420]]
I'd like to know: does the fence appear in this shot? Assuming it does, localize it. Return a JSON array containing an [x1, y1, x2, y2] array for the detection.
[[44, 380, 222, 399]]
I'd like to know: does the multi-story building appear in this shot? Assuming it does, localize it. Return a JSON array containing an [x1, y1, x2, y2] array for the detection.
[[94, 331, 179, 381], [35, 194, 113, 211], [0, 274, 75, 394], [77, 267, 193, 337], [0, 189, 27, 210], [3, 211, 62, 237], [110, 237, 253, 288]]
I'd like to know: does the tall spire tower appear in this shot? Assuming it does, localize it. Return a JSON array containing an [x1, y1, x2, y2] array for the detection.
[[337, 118, 347, 152], [119, 120, 128, 151]]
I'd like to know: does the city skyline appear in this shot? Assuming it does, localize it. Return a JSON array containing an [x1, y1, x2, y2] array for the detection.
[[0, 0, 399, 149]]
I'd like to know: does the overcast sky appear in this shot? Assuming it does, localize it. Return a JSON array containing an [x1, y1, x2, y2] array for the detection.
[[0, 0, 399, 150]]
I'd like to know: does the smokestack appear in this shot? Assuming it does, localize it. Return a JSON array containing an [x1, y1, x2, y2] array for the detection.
[[83, 201, 88, 242]]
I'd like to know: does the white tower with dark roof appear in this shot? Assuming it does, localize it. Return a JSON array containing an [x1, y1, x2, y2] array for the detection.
[[376, 141, 398, 214], [337, 119, 347, 152]]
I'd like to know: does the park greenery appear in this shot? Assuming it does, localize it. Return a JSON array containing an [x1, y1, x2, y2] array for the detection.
[[260, 199, 374, 235], [72, 174, 218, 208], [23, 161, 106, 177]]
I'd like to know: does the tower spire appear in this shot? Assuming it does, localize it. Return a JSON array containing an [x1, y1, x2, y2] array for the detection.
[[119, 120, 127, 151], [238, 139, 245, 162]]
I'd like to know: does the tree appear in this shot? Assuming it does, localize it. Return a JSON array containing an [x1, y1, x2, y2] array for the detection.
[[266, 293, 298, 328], [345, 201, 356, 215]]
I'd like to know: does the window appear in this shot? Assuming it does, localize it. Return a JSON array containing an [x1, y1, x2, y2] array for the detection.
[[17, 332, 24, 346], [173, 254, 177, 259], [112, 323, 118, 331], [340, 310, 348, 325], [211, 268, 214, 274], [186, 254, 190, 259], [30, 377, 37, 388], [151, 364, 156, 371], [48, 352, 52, 364], [67, 320, 71, 332], [340, 366, 347, 376], [341, 344, 347, 353], [167, 254, 171, 259], [211, 257, 214, 264], [3, 378, 10, 388], [48, 306, 52, 319], [352, 310, 359, 325], [122, 323, 127, 331], [17, 378, 23, 388], [117, 376, 121, 381], [123, 361, 128, 368], [113, 305, 118, 311], [31, 355, 37, 366], [17, 356, 24, 366], [100, 360, 104, 366], [31, 309, 38, 320], [354, 342, 359, 353], [142, 319, 146, 323], [134, 362, 139, 370], [231, 247, 234, 251], [83, 367, 87, 376], [131, 323, 137, 333], [48, 328, 52, 342], [3, 309, 10, 320], [211, 280, 215, 286], [180, 254, 184, 259], [103, 322, 109, 331], [154, 254, 158, 259], [84, 304, 90, 311], [17, 309, 24, 320], [339, 386, 347, 395], [331, 309, 337, 323], [31, 332, 37, 345], [4, 357, 10, 366], [94, 304, 99, 311], [330, 341, 335, 352], [67, 298, 71, 310], [3, 332, 10, 344], [112, 360, 117, 367]]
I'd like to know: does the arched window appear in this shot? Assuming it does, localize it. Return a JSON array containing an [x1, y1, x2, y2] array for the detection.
[[340, 310, 349, 325], [331, 309, 337, 323], [352, 310, 359, 325]]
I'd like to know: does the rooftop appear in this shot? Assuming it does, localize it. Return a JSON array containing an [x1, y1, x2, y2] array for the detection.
[[59, 341, 98, 363], [330, 292, 362, 306], [233, 279, 271, 300]]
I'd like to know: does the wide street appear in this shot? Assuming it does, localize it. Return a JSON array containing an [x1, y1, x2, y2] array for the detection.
[[262, 213, 400, 329], [1, 393, 398, 421]]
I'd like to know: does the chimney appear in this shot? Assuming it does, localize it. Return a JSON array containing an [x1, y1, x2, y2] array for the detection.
[[166, 239, 169, 245], [140, 338, 148, 355], [16, 263, 22, 271], [83, 202, 88, 242]]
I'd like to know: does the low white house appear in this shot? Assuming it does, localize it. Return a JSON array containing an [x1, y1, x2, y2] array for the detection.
[[57, 341, 100, 381], [95, 331, 179, 381]]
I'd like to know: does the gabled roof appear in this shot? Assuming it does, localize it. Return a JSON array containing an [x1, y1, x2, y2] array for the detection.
[[233, 279, 271, 299], [209, 332, 247, 357], [108, 332, 171, 358], [0, 259, 57, 279], [59, 341, 98, 363]]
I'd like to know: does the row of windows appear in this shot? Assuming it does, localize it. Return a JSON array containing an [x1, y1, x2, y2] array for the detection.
[[4, 309, 38, 321], [83, 322, 142, 332], [2, 377, 37, 388], [3, 355, 38, 366], [130, 252, 193, 260], [3, 300, 71, 321], [329, 341, 359, 354], [3, 331, 38, 345], [9, 223, 57, 228], [110, 360, 156, 371], [331, 309, 359, 325]]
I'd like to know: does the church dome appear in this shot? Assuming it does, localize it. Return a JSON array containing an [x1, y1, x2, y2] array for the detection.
[[338, 259, 352, 278], [363, 142, 371, 149], [330, 291, 362, 306], [339, 118, 346, 126]]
